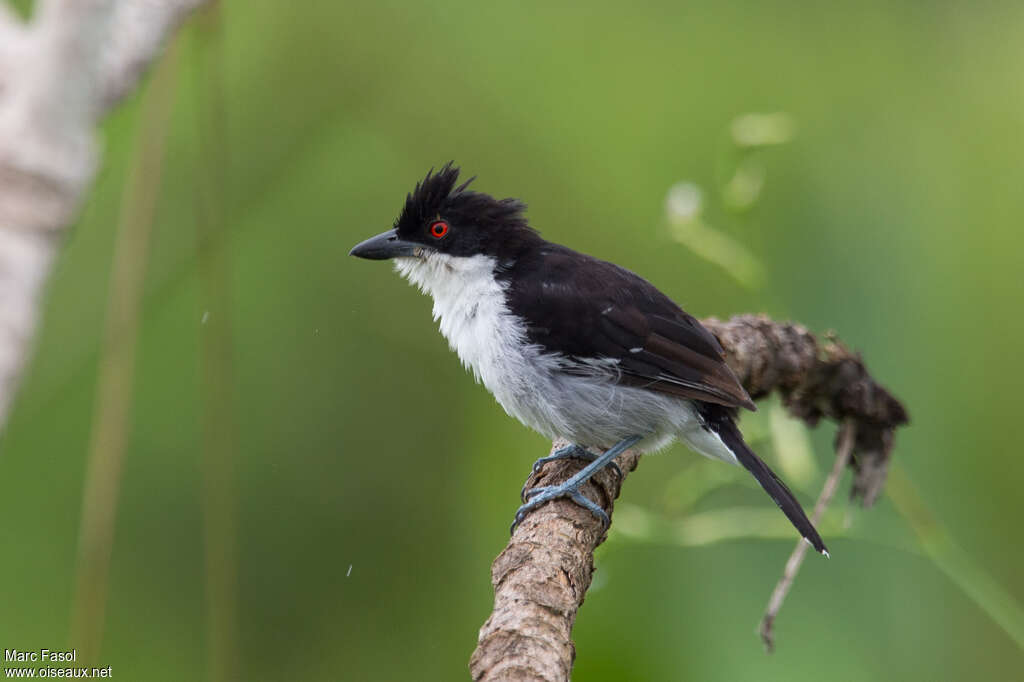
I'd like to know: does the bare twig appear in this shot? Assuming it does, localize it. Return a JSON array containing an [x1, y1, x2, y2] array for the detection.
[[470, 439, 641, 681], [759, 419, 856, 652], [470, 315, 908, 681]]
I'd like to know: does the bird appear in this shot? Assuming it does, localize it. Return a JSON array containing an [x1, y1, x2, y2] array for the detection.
[[349, 163, 827, 555]]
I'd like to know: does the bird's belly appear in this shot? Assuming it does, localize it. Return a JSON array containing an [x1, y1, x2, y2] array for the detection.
[[478, 347, 701, 452], [436, 307, 573, 439], [426, 265, 699, 450]]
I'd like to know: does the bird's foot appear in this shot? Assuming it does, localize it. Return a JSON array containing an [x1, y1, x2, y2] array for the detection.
[[520, 444, 623, 498], [511, 483, 609, 533], [531, 444, 624, 479], [510, 435, 642, 534]]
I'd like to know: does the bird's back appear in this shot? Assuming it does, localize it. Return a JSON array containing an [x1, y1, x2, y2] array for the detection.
[[499, 241, 755, 411]]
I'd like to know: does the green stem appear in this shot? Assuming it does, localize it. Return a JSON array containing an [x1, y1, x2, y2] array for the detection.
[[887, 463, 1024, 653], [71, 38, 181, 664]]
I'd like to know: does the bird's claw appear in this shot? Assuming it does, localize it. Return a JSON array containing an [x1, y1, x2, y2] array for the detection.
[[531, 444, 585, 473], [510, 484, 610, 534], [529, 444, 624, 480], [519, 445, 623, 499], [510, 435, 641, 535]]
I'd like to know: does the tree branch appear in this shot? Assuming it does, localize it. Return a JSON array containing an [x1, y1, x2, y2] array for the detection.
[[0, 0, 206, 430], [98, 0, 207, 110], [759, 418, 856, 652], [469, 314, 909, 681]]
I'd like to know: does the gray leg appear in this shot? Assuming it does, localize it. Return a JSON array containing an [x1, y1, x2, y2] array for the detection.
[[532, 444, 586, 471], [511, 435, 642, 534], [521, 444, 624, 498]]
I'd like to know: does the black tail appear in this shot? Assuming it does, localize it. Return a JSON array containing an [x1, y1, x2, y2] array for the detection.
[[714, 414, 828, 556]]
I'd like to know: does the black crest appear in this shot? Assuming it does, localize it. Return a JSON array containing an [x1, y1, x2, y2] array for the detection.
[[395, 163, 534, 240]]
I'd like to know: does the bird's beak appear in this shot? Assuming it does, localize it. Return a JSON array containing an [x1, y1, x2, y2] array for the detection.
[[349, 228, 421, 260]]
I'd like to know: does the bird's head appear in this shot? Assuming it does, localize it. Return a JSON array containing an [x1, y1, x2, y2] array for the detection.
[[349, 163, 540, 264]]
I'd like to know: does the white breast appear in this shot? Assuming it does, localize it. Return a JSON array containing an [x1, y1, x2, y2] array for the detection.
[[394, 253, 573, 435], [392, 253, 711, 456], [394, 253, 518, 383]]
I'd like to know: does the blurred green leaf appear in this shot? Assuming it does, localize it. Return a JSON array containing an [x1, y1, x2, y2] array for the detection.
[[665, 182, 766, 289], [770, 401, 820, 489], [730, 112, 797, 148]]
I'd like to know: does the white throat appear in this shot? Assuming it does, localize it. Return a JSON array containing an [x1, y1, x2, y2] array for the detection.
[[393, 252, 519, 384]]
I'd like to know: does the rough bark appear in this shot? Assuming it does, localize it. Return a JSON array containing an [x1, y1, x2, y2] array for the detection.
[[704, 315, 908, 504], [469, 314, 909, 681]]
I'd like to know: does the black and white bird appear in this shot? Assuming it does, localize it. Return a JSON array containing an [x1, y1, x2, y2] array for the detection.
[[350, 164, 827, 555]]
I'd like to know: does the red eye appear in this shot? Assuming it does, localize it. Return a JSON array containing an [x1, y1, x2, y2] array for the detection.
[[430, 221, 449, 238]]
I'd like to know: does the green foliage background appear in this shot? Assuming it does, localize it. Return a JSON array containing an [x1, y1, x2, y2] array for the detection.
[[1, 0, 1022, 680]]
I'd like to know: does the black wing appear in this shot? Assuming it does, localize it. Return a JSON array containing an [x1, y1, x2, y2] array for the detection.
[[502, 244, 756, 411]]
